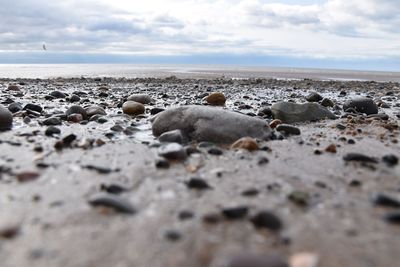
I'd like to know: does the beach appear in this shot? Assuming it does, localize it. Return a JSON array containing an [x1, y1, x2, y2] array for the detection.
[[0, 75, 399, 267]]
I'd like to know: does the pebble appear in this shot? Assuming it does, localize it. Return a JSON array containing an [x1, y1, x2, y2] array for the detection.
[[325, 144, 337, 153], [7, 84, 20, 91], [222, 206, 249, 220], [227, 254, 288, 267], [67, 113, 83, 123], [271, 102, 336, 123], [321, 98, 334, 107], [372, 193, 400, 208], [152, 106, 272, 143], [305, 92, 323, 102], [158, 143, 187, 160], [384, 212, 400, 225], [231, 137, 259, 151], [66, 105, 88, 120], [186, 177, 211, 190], [50, 90, 66, 99], [343, 97, 378, 115], [16, 171, 40, 183], [23, 103, 42, 113], [150, 107, 165, 115], [100, 183, 128, 195], [204, 92, 226, 106], [122, 101, 145, 116], [0, 104, 13, 131], [208, 147, 223, 155], [88, 194, 136, 214], [269, 119, 282, 129], [288, 191, 310, 206], [250, 211, 283, 231], [0, 224, 20, 239], [8, 102, 22, 113], [289, 252, 319, 267], [85, 105, 107, 118], [343, 153, 378, 163], [158, 129, 185, 144], [127, 94, 153, 104], [276, 124, 301, 135], [155, 158, 170, 168], [45, 126, 61, 136], [42, 117, 62, 126], [382, 154, 398, 167]]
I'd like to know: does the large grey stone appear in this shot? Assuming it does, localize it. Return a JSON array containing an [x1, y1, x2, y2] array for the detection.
[[343, 97, 378, 115], [152, 106, 272, 143], [0, 105, 13, 131], [271, 102, 336, 123]]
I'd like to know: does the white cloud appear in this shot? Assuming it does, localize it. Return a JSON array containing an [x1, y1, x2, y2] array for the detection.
[[0, 0, 399, 59]]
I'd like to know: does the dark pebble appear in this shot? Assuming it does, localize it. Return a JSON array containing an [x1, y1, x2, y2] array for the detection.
[[23, 103, 42, 113], [372, 193, 400, 208], [155, 158, 170, 169], [186, 177, 211, 190], [382, 154, 399, 167], [45, 126, 61, 136], [384, 212, 400, 225], [88, 194, 136, 214], [250, 211, 283, 231], [276, 124, 301, 135], [208, 147, 223, 155], [343, 153, 378, 163], [222, 206, 249, 220], [227, 254, 288, 267], [100, 183, 128, 194], [42, 117, 62, 126]]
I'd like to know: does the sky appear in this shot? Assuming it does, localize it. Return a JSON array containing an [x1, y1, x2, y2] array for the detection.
[[0, 0, 399, 71]]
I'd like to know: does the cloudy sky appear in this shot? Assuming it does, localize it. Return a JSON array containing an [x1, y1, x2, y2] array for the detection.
[[1, 0, 399, 70]]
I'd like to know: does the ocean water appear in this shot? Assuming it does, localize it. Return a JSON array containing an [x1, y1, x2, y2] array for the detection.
[[0, 64, 399, 82]]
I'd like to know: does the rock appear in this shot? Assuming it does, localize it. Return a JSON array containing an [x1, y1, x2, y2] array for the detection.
[[155, 158, 170, 169], [8, 102, 22, 113], [7, 84, 20, 91], [372, 193, 400, 208], [122, 101, 145, 116], [222, 206, 249, 220], [50, 90, 66, 99], [343, 98, 378, 115], [85, 105, 106, 118], [42, 117, 62, 126], [343, 153, 378, 163], [276, 124, 301, 135], [45, 126, 61, 136], [384, 212, 400, 225], [23, 103, 42, 113], [231, 137, 259, 151], [0, 105, 13, 131], [0, 223, 20, 239], [158, 143, 187, 161], [208, 147, 223, 155], [204, 92, 226, 106], [186, 177, 212, 190], [158, 129, 185, 144], [250, 211, 283, 231], [269, 119, 282, 129], [164, 229, 182, 242], [259, 107, 273, 118], [69, 94, 80, 102], [288, 191, 310, 206], [66, 105, 88, 120], [271, 102, 336, 123], [325, 144, 337, 153], [16, 171, 40, 183], [88, 194, 136, 214], [100, 184, 128, 195], [305, 92, 323, 102], [67, 114, 83, 123], [152, 106, 272, 144], [321, 98, 334, 107], [227, 254, 288, 267], [150, 107, 165, 115], [382, 155, 399, 167], [127, 94, 153, 104]]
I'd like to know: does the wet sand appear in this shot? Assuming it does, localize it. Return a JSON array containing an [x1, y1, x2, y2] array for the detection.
[[0, 77, 399, 267]]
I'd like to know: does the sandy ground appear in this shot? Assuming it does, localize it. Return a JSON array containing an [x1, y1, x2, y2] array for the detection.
[[0, 77, 399, 267]]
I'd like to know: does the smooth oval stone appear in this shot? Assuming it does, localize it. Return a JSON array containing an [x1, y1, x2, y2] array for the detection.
[[158, 129, 185, 144], [88, 194, 136, 214], [271, 102, 336, 123], [122, 101, 145, 115], [204, 92, 226, 106], [85, 105, 107, 118], [7, 84, 20, 91], [50, 90, 66, 99], [8, 102, 22, 113], [158, 143, 187, 160], [250, 211, 283, 231], [42, 117, 62, 126], [305, 92, 323, 102], [23, 103, 42, 113], [127, 94, 153, 104], [0, 105, 13, 131], [231, 137, 259, 151], [276, 124, 301, 135], [66, 105, 87, 120], [152, 106, 272, 144], [321, 98, 335, 107], [343, 97, 378, 115]]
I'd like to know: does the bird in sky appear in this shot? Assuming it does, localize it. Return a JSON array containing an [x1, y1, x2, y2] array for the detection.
[[42, 43, 47, 51]]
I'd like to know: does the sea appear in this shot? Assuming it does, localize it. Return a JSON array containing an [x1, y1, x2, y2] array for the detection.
[[0, 64, 399, 82]]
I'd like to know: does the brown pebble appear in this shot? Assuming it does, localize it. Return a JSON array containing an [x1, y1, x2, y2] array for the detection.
[[269, 119, 282, 129], [325, 144, 337, 153], [122, 101, 145, 116], [16, 171, 40, 183], [204, 92, 226, 106], [231, 137, 259, 151]]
